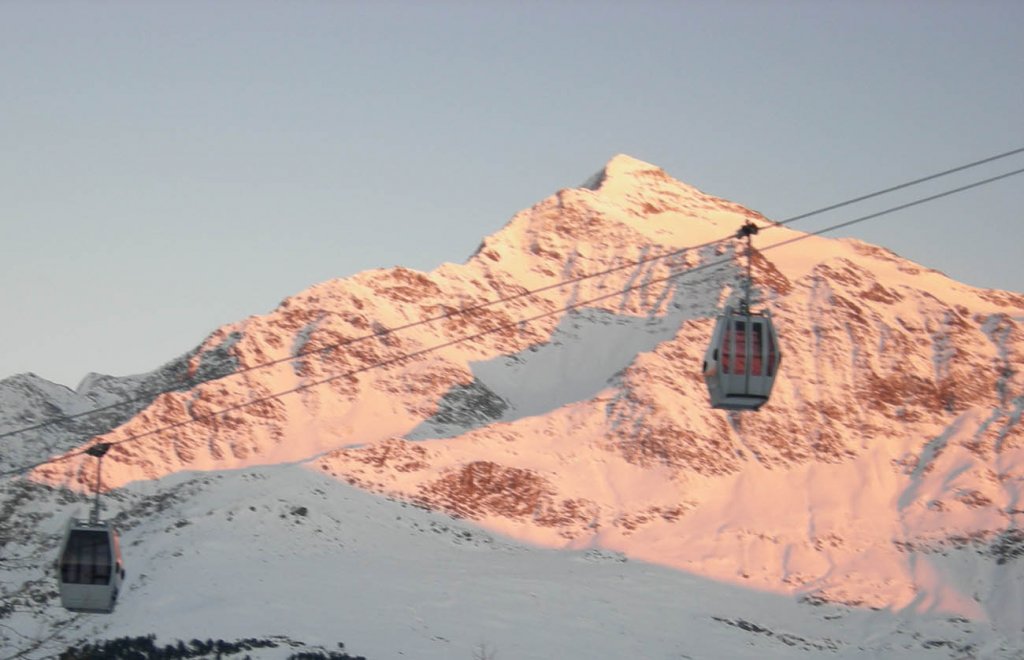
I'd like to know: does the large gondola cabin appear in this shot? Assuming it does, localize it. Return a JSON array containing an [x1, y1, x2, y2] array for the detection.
[[57, 518, 125, 613], [702, 306, 781, 411]]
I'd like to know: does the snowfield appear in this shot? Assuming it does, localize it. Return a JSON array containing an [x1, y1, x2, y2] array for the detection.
[[4, 464, 1019, 659]]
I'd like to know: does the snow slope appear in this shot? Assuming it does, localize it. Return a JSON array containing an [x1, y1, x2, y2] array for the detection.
[[2, 464, 1016, 659]]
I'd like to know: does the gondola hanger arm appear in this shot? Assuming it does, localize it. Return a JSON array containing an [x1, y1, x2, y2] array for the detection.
[[736, 221, 760, 239], [85, 443, 112, 458]]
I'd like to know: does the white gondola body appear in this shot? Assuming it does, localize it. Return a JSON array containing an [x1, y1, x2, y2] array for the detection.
[[57, 519, 124, 613], [702, 306, 781, 411]]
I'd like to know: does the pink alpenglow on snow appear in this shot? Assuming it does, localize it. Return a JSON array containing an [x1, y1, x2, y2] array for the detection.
[[11, 155, 1024, 657]]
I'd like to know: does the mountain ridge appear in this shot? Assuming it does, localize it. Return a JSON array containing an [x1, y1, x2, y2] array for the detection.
[[3, 154, 1024, 657]]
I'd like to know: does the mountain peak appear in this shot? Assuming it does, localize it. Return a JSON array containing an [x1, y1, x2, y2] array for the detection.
[[580, 154, 667, 190], [603, 153, 664, 177]]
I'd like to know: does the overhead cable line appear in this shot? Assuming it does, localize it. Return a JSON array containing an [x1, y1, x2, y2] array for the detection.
[[776, 145, 1024, 226], [2, 146, 1022, 442], [3, 164, 1022, 480], [774, 166, 1024, 241]]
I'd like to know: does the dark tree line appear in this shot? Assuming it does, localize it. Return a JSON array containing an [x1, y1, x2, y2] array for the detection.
[[60, 635, 366, 660]]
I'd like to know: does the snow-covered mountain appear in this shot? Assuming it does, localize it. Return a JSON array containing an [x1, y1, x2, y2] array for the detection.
[[2, 154, 1023, 658]]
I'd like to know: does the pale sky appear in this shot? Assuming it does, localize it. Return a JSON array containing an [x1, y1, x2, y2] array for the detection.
[[2, 1, 1022, 388]]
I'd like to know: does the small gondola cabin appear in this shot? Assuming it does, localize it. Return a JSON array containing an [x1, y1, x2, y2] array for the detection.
[[57, 520, 125, 613], [702, 306, 781, 411]]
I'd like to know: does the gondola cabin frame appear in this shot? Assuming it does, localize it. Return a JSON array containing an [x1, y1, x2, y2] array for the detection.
[[57, 519, 125, 614], [702, 306, 781, 411]]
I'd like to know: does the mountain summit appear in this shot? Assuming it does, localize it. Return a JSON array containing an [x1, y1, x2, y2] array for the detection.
[[4, 156, 1024, 657], [581, 153, 668, 187]]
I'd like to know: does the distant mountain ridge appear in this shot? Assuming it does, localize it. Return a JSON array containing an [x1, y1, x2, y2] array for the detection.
[[4, 154, 1024, 657]]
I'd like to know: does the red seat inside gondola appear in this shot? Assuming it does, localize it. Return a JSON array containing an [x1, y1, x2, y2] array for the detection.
[[721, 320, 748, 375], [750, 322, 763, 375], [721, 319, 777, 377]]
